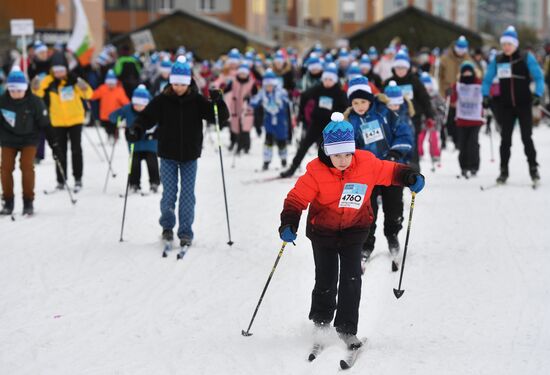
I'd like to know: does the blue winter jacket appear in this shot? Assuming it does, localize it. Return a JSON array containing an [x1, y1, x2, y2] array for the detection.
[[250, 87, 291, 141], [348, 99, 413, 163], [109, 104, 158, 153]]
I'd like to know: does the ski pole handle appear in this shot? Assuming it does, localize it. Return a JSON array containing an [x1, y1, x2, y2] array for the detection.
[[128, 143, 135, 174]]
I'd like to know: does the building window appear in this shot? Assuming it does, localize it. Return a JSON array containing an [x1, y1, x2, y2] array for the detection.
[[106, 0, 150, 10], [198, 0, 216, 11], [342, 0, 356, 22]]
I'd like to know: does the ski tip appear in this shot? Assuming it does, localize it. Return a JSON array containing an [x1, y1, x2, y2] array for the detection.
[[227, 241, 234, 246], [241, 330, 252, 337], [393, 288, 405, 299], [340, 360, 351, 370], [308, 354, 316, 362]]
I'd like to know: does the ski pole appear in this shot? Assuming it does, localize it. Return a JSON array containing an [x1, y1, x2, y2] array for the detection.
[[119, 143, 135, 242], [82, 126, 104, 162], [53, 156, 77, 205], [486, 111, 495, 163], [103, 119, 121, 193], [242, 241, 287, 337], [538, 104, 550, 118], [93, 118, 116, 176], [394, 192, 416, 299], [213, 102, 234, 246]]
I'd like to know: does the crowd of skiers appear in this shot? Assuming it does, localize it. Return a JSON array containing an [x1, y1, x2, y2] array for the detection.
[[0, 23, 547, 350]]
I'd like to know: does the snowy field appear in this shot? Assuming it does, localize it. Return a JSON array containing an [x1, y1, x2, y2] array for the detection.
[[1, 123, 549, 375]]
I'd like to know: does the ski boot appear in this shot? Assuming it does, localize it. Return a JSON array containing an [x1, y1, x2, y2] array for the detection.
[[162, 229, 174, 242], [337, 331, 363, 348], [530, 165, 540, 189], [387, 234, 400, 272], [262, 161, 270, 171], [74, 179, 83, 192], [129, 184, 141, 194], [0, 198, 14, 215], [179, 236, 192, 247], [150, 183, 159, 194], [280, 164, 297, 178], [22, 198, 34, 216], [56, 182, 65, 190], [496, 167, 508, 184], [281, 159, 287, 168]]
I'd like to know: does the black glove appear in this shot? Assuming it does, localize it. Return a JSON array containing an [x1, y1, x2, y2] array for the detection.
[[386, 150, 402, 162], [125, 126, 142, 143], [532, 95, 541, 107], [482, 96, 490, 109], [210, 89, 223, 102]]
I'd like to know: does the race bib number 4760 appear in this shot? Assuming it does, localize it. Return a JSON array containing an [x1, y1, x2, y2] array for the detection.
[[339, 183, 368, 209]]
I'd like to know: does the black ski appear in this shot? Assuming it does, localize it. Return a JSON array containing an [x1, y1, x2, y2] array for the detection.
[[340, 338, 367, 370], [162, 241, 173, 258], [176, 245, 190, 260], [307, 343, 324, 362]]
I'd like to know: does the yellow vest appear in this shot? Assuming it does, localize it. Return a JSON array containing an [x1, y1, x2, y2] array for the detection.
[[34, 75, 92, 127]]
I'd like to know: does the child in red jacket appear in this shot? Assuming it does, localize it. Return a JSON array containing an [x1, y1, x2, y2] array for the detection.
[[451, 61, 485, 177], [278, 112, 424, 347], [91, 69, 130, 140]]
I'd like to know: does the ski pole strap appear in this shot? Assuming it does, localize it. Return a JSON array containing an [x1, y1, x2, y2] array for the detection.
[[128, 143, 135, 174]]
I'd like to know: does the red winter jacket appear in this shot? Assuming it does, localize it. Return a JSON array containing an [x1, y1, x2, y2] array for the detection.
[[281, 150, 414, 246]]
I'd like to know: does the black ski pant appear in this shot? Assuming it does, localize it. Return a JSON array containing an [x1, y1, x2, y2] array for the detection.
[[498, 104, 538, 169], [130, 151, 160, 188], [289, 126, 321, 170], [309, 240, 363, 335], [443, 107, 457, 147], [53, 125, 83, 184], [364, 185, 404, 252], [456, 125, 481, 172]]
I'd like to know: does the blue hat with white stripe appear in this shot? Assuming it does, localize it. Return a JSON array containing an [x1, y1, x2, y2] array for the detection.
[[227, 48, 242, 65], [500, 26, 519, 47], [384, 81, 404, 106], [7, 66, 28, 91], [307, 54, 323, 72], [237, 63, 250, 76], [346, 63, 362, 81], [170, 55, 192, 85], [347, 76, 373, 101], [368, 46, 378, 59], [393, 51, 410, 69], [323, 112, 355, 156], [33, 40, 47, 54], [105, 69, 117, 85], [454, 36, 469, 54], [262, 68, 280, 87], [359, 54, 372, 71], [132, 84, 151, 106], [274, 50, 285, 64], [159, 58, 172, 74], [321, 62, 339, 83]]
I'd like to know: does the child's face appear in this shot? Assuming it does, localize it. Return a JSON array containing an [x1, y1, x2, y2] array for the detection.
[[387, 104, 400, 112], [395, 67, 408, 78], [8, 89, 25, 100], [322, 77, 336, 88], [133, 104, 146, 112], [501, 42, 517, 56], [265, 84, 274, 93], [352, 98, 370, 115], [330, 153, 353, 171], [172, 83, 189, 96]]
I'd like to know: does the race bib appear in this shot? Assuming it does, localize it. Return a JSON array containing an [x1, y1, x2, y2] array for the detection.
[[60, 86, 75, 102], [319, 96, 333, 110], [339, 183, 368, 209], [399, 84, 414, 99], [456, 83, 483, 122], [1, 109, 16, 127], [497, 63, 512, 79], [360, 119, 384, 145]]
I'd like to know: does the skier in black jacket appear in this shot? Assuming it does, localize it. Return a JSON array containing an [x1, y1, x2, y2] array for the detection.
[[128, 56, 229, 247]]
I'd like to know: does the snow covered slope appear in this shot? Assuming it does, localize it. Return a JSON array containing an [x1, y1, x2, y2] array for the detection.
[[1, 125, 549, 374]]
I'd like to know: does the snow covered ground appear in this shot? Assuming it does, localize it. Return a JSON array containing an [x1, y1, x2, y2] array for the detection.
[[1, 124, 549, 374]]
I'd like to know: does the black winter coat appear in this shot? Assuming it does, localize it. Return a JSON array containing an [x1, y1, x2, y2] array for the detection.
[[385, 71, 434, 119], [298, 83, 348, 134], [133, 84, 229, 162], [0, 90, 51, 148]]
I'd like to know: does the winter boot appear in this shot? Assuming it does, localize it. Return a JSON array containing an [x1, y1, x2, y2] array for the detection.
[[129, 184, 141, 194], [496, 166, 508, 184], [56, 182, 65, 190], [387, 234, 400, 272], [74, 179, 83, 192], [529, 165, 540, 182], [337, 332, 363, 348], [0, 198, 14, 215], [162, 229, 174, 242], [179, 236, 192, 247], [262, 161, 270, 171], [150, 183, 159, 193], [22, 199, 34, 216]]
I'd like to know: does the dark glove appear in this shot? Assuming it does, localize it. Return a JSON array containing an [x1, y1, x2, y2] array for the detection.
[[278, 224, 297, 243], [482, 96, 490, 109], [125, 126, 142, 143], [425, 118, 435, 129], [407, 173, 425, 193], [532, 95, 541, 107], [386, 150, 402, 162], [210, 89, 223, 102]]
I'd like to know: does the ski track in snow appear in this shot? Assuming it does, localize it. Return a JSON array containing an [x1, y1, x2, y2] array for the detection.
[[1, 126, 549, 374]]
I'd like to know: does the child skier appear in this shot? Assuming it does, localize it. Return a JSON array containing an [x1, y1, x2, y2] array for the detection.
[[451, 61, 485, 177], [0, 67, 55, 215], [279, 111, 424, 349], [109, 84, 160, 193], [344, 78, 414, 271], [127, 56, 229, 247], [151, 59, 172, 95], [418, 72, 443, 166], [250, 69, 291, 170], [91, 69, 130, 140]]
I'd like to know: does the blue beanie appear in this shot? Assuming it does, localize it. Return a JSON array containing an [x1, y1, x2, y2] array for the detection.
[[346, 63, 362, 80], [7, 67, 28, 91], [33, 40, 48, 54], [321, 62, 339, 83], [323, 112, 355, 156], [274, 50, 285, 63], [262, 68, 280, 87], [307, 54, 323, 72], [460, 60, 476, 74], [237, 63, 250, 76], [347, 76, 373, 101], [368, 46, 378, 59], [455, 36, 469, 54], [170, 55, 192, 85], [393, 51, 410, 69], [132, 84, 151, 106], [324, 53, 334, 63], [420, 72, 433, 85], [500, 26, 519, 47], [359, 54, 372, 70], [384, 81, 404, 106], [105, 69, 117, 85], [159, 58, 172, 74], [227, 48, 242, 65]]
